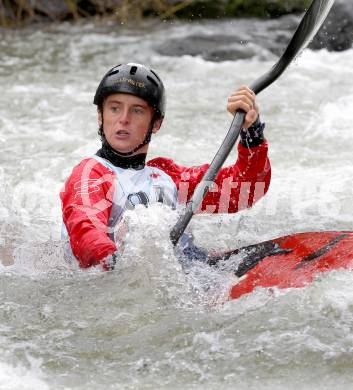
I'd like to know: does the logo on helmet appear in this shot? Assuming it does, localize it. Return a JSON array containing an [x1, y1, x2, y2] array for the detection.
[[116, 77, 146, 89]]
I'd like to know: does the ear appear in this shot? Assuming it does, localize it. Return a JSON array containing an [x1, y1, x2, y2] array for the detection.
[[151, 118, 162, 134], [97, 109, 102, 127]]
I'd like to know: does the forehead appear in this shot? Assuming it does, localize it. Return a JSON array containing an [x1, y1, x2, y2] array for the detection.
[[104, 93, 149, 106]]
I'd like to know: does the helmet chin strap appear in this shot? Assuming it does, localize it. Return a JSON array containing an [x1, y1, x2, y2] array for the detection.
[[101, 115, 156, 157]]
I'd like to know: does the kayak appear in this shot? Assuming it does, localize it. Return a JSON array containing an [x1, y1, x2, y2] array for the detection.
[[210, 231, 353, 300]]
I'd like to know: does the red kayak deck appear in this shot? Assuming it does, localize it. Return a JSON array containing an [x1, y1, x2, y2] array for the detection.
[[229, 231, 353, 300]]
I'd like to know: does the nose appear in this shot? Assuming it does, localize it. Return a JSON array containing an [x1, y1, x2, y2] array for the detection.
[[118, 107, 130, 124]]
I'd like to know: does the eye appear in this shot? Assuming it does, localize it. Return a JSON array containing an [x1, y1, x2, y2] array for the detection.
[[131, 106, 145, 115], [110, 105, 121, 113]]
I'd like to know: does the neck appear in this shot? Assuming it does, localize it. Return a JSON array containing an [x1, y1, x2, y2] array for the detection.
[[96, 140, 147, 170]]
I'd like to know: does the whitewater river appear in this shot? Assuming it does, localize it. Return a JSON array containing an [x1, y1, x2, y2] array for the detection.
[[1, 16, 353, 390]]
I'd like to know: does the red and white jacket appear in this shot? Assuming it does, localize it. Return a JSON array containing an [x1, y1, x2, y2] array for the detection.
[[60, 142, 271, 268]]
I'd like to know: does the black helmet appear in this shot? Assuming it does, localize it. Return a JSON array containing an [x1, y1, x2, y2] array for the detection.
[[93, 63, 166, 118]]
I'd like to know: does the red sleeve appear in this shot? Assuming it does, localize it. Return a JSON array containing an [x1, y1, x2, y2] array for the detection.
[[60, 158, 117, 268], [147, 141, 271, 213]]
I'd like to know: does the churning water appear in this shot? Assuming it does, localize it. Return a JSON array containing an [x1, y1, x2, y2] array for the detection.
[[1, 16, 353, 390]]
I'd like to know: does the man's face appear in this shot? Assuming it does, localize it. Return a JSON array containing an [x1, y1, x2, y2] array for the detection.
[[99, 93, 160, 154]]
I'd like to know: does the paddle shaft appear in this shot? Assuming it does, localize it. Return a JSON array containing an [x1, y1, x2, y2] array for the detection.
[[170, 111, 246, 245], [170, 0, 335, 246]]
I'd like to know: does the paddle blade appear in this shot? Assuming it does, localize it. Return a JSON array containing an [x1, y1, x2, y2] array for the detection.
[[297, 0, 336, 53], [252, 0, 335, 94]]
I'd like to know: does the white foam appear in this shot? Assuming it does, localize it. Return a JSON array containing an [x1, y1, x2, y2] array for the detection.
[[0, 361, 49, 390]]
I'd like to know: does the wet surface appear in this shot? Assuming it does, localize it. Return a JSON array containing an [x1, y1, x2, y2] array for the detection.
[[0, 19, 353, 390]]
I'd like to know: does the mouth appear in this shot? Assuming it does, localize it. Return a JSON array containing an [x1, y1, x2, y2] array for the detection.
[[115, 130, 130, 139]]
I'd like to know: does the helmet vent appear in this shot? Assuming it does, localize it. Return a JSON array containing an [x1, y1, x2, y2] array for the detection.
[[150, 70, 161, 82], [147, 76, 158, 87], [130, 66, 137, 75], [108, 70, 120, 76]]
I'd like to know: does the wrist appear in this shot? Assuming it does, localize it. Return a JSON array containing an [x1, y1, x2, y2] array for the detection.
[[240, 116, 265, 148], [102, 251, 119, 271]]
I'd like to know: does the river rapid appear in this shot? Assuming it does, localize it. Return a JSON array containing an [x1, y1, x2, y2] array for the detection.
[[1, 17, 353, 390]]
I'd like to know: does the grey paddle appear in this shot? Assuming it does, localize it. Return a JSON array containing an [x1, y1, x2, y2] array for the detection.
[[170, 0, 335, 246]]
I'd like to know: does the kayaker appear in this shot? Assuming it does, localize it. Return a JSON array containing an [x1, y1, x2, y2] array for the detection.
[[60, 63, 271, 270]]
